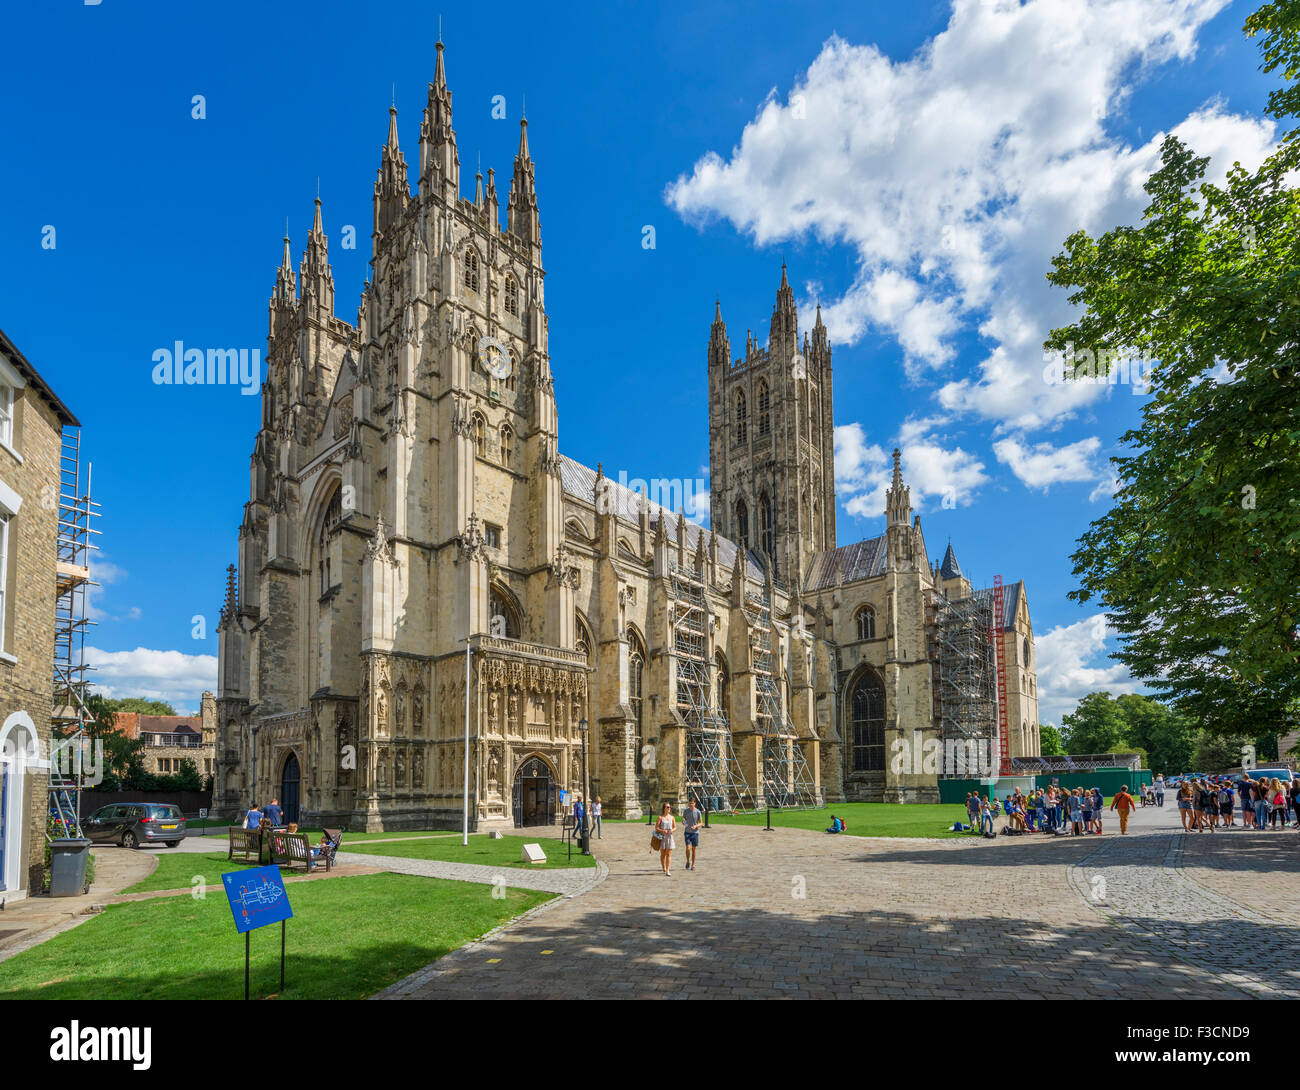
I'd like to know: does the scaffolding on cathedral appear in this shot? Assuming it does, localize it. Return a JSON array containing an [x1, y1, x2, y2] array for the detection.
[[668, 560, 752, 812], [933, 590, 998, 779], [51, 427, 100, 837], [743, 588, 823, 810]]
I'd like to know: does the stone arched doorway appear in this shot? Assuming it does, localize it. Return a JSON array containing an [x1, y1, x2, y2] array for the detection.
[[513, 755, 557, 828], [280, 751, 302, 826], [0, 712, 37, 893]]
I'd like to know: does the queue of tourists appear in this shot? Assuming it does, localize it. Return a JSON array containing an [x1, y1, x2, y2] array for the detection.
[[1174, 775, 1300, 831], [964, 783, 1144, 836]]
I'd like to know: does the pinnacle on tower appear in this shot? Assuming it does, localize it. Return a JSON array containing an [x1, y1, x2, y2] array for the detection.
[[940, 540, 963, 580], [299, 197, 335, 318], [271, 229, 296, 309], [374, 105, 409, 241], [507, 117, 541, 247], [771, 262, 797, 342], [421, 38, 459, 187], [886, 447, 912, 528]]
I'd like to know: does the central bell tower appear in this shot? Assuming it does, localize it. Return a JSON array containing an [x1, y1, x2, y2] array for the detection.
[[707, 266, 836, 581]]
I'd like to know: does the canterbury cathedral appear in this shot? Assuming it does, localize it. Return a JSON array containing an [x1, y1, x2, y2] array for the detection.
[[213, 42, 1040, 830]]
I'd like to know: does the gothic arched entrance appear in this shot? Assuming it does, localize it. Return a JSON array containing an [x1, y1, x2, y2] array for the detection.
[[512, 755, 556, 828], [280, 751, 302, 826]]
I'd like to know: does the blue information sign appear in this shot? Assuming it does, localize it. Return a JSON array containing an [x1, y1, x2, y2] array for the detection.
[[222, 866, 294, 934]]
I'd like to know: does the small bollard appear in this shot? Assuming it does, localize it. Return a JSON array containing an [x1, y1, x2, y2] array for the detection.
[[763, 807, 773, 831]]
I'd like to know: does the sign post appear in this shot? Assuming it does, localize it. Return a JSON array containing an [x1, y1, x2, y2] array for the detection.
[[222, 866, 294, 1000]]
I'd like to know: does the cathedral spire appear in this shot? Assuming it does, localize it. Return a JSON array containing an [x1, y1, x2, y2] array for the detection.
[[507, 117, 541, 248], [374, 105, 409, 242], [886, 447, 912, 529], [299, 197, 335, 319], [421, 38, 459, 190], [771, 260, 797, 343], [271, 228, 296, 310]]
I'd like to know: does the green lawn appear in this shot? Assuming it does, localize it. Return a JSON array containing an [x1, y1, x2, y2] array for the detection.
[[703, 802, 973, 838], [194, 825, 459, 842], [340, 833, 597, 869], [0, 873, 551, 1000], [121, 851, 270, 895]]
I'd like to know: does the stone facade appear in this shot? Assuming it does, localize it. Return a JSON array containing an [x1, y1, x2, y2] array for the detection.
[[215, 43, 1039, 830], [0, 328, 79, 899]]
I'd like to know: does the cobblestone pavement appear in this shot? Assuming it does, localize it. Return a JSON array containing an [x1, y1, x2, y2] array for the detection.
[[380, 802, 1300, 999]]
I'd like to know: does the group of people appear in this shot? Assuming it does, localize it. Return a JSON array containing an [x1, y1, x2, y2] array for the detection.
[[241, 799, 334, 865], [651, 798, 703, 876], [1175, 775, 1300, 831], [965, 784, 1143, 835], [571, 795, 603, 839]]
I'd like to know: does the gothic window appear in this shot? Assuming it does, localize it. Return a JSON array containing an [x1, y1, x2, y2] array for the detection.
[[1023, 636, 1031, 665], [317, 486, 342, 595], [629, 626, 646, 771], [850, 671, 885, 772], [504, 276, 519, 317], [735, 498, 749, 551], [575, 612, 594, 664], [757, 379, 771, 437], [715, 652, 729, 721], [855, 605, 876, 641], [463, 249, 480, 294], [735, 390, 748, 445], [565, 518, 589, 543], [500, 423, 514, 467], [759, 493, 774, 559], [472, 413, 486, 459], [488, 585, 521, 639], [484, 523, 502, 549]]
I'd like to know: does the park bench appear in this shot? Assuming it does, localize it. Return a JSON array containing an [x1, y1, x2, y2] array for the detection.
[[227, 826, 260, 862], [269, 831, 316, 873]]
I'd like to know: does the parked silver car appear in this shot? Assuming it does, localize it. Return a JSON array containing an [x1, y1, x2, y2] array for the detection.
[[83, 803, 187, 848]]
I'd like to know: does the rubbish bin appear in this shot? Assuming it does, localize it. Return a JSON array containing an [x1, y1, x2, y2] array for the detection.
[[49, 838, 92, 897]]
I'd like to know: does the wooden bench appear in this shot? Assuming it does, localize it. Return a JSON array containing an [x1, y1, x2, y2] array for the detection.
[[269, 831, 318, 873], [227, 827, 260, 862]]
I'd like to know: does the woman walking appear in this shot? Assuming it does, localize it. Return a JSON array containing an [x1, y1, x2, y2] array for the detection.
[[1177, 780, 1194, 831], [1254, 779, 1270, 830], [1269, 779, 1287, 829], [655, 802, 677, 875]]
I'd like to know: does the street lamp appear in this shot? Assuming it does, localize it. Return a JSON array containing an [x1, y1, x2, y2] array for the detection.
[[250, 722, 260, 810], [579, 717, 591, 855]]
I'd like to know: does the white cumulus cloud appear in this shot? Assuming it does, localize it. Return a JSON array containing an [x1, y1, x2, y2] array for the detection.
[[1034, 613, 1145, 726], [87, 646, 217, 715], [993, 434, 1105, 490]]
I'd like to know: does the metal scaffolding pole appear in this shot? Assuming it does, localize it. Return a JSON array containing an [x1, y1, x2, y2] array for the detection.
[[933, 590, 997, 780], [669, 560, 752, 812], [743, 588, 822, 810], [51, 427, 100, 838]]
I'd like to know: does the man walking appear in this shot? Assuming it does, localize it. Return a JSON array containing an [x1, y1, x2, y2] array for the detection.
[[1154, 776, 1165, 807], [1111, 785, 1137, 834], [264, 798, 283, 827], [682, 796, 703, 870]]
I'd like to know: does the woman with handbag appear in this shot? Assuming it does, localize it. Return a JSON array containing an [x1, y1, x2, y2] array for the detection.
[[654, 802, 677, 876]]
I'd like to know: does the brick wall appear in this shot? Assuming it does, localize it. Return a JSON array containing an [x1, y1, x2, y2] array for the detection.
[[0, 382, 63, 896]]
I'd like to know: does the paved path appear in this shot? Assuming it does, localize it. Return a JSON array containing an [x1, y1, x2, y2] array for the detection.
[[340, 851, 605, 895], [380, 801, 1300, 1000]]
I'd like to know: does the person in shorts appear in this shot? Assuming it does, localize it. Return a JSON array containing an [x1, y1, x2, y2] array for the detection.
[[682, 796, 702, 870], [1218, 782, 1235, 827]]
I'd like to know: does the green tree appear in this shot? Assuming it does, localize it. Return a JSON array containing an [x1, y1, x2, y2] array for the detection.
[[1116, 693, 1195, 775], [1038, 722, 1065, 756], [99, 697, 177, 716], [1045, 5, 1300, 738], [1061, 691, 1130, 754], [1193, 731, 1252, 773]]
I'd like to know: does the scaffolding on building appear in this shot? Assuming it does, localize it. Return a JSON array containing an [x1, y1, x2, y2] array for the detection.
[[669, 560, 752, 812], [50, 427, 100, 837], [743, 588, 822, 810], [933, 590, 998, 779]]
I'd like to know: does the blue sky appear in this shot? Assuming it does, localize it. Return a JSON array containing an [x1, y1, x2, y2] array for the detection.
[[0, 0, 1278, 720]]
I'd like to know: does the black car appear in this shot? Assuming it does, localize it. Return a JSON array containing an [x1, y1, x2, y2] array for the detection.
[[83, 803, 187, 848]]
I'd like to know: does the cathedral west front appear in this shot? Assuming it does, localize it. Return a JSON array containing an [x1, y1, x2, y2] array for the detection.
[[213, 41, 1040, 831]]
